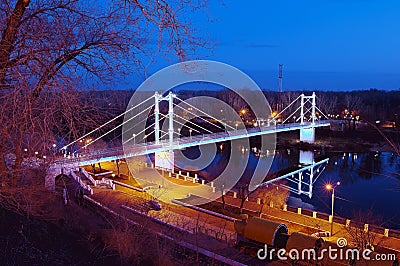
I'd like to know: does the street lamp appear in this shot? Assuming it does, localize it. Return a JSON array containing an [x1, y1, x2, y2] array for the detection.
[[235, 123, 238, 130], [189, 129, 192, 138], [325, 181, 341, 236], [132, 133, 136, 144]]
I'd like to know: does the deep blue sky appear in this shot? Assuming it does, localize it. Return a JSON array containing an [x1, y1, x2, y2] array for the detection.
[[204, 0, 400, 91], [119, 0, 400, 91]]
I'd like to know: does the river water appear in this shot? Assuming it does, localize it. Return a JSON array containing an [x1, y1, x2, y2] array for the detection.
[[178, 144, 400, 230]]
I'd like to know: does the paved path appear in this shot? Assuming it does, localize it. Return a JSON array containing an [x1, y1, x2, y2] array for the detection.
[[219, 195, 400, 254]]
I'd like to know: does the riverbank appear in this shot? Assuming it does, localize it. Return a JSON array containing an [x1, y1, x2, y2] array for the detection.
[[276, 127, 399, 153]]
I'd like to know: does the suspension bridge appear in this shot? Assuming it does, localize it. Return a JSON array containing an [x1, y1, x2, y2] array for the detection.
[[46, 91, 331, 200], [57, 91, 330, 167]]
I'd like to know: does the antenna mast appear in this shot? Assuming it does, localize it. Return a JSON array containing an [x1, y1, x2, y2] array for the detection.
[[278, 64, 283, 111], [278, 64, 283, 93]]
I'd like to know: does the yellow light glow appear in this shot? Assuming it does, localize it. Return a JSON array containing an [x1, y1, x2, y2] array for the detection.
[[325, 184, 332, 190], [241, 109, 246, 115]]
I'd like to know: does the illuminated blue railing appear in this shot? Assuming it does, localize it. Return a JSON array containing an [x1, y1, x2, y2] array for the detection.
[[57, 120, 331, 166]]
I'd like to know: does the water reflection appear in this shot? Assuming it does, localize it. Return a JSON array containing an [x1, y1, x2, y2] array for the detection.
[[177, 146, 400, 229]]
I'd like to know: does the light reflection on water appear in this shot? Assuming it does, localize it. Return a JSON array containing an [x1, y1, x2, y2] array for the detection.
[[178, 145, 400, 229]]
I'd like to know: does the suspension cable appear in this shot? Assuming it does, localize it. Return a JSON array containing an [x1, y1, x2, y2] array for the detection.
[[173, 95, 235, 130], [315, 106, 329, 119], [172, 113, 213, 134], [160, 114, 203, 135], [81, 105, 154, 149], [62, 95, 154, 150], [174, 104, 228, 132], [271, 94, 302, 122], [122, 121, 155, 145]]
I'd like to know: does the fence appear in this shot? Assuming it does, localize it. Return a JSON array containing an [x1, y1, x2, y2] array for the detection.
[[95, 178, 115, 190], [280, 203, 400, 239], [70, 171, 93, 195]]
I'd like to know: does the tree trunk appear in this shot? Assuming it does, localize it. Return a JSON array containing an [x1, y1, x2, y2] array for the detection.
[[221, 191, 225, 210], [258, 203, 264, 217], [0, 132, 8, 187], [116, 160, 120, 176], [240, 199, 245, 214], [0, 0, 31, 84], [11, 126, 24, 187]]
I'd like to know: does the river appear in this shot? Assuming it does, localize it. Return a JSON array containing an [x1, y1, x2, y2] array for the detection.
[[177, 144, 400, 230]]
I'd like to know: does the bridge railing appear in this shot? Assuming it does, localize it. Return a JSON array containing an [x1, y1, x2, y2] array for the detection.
[[58, 120, 332, 165]]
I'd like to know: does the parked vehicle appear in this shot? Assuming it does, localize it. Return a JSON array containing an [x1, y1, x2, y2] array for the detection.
[[149, 200, 162, 211], [311, 231, 330, 238]]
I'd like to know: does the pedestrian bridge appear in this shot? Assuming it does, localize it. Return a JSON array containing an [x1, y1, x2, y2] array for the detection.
[[57, 91, 331, 167], [57, 120, 330, 167]]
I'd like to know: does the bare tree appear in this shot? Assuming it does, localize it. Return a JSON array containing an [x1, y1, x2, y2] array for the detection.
[[0, 0, 209, 187], [345, 210, 385, 250], [237, 184, 250, 213], [318, 93, 338, 116], [255, 183, 289, 216], [344, 94, 362, 130], [281, 91, 301, 116]]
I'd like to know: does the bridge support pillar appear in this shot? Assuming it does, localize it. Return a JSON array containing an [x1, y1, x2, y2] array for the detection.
[[154, 151, 174, 171], [45, 164, 62, 191], [300, 127, 315, 143], [45, 163, 78, 191]]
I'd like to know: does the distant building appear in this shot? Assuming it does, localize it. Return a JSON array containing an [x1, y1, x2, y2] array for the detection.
[[330, 121, 344, 131]]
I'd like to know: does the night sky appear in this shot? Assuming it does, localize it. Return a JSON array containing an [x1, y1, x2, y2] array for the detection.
[[121, 1, 400, 91]]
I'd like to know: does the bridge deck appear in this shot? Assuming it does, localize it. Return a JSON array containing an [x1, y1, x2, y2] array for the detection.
[[58, 121, 330, 166]]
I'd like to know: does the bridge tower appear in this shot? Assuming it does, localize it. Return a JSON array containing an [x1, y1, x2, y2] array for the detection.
[[154, 91, 175, 145], [168, 92, 174, 146], [154, 92, 160, 144], [154, 92, 175, 170], [299, 92, 316, 143]]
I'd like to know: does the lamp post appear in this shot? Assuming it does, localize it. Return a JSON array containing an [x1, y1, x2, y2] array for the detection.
[[189, 129, 192, 138], [132, 133, 136, 144], [325, 181, 340, 236]]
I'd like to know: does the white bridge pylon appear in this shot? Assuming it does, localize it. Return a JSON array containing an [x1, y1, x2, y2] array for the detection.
[[154, 91, 175, 146]]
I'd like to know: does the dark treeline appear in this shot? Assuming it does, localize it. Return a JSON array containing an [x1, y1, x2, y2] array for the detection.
[[85, 88, 400, 124]]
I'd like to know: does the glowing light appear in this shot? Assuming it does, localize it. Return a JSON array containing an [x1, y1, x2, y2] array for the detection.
[[240, 109, 246, 115], [325, 184, 332, 191]]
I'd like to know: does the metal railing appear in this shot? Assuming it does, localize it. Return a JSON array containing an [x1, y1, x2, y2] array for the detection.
[[57, 120, 332, 166]]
